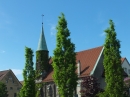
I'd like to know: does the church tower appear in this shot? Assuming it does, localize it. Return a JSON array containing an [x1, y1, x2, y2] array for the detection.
[[36, 22, 49, 79]]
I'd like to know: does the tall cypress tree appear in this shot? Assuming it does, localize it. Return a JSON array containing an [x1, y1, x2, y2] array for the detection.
[[0, 82, 8, 97], [52, 13, 78, 97], [19, 47, 35, 97], [100, 20, 124, 97]]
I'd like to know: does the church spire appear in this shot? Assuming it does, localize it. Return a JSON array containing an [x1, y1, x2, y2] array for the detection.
[[36, 15, 49, 78], [37, 15, 48, 51]]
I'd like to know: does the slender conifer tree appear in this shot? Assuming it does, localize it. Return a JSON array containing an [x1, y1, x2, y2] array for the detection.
[[52, 13, 78, 97], [19, 47, 35, 97], [99, 20, 124, 97]]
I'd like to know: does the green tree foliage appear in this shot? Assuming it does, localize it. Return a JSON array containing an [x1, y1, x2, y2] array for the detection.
[[99, 20, 124, 97], [19, 47, 35, 97], [35, 51, 49, 97], [52, 13, 78, 97], [0, 82, 8, 97], [35, 83, 45, 97]]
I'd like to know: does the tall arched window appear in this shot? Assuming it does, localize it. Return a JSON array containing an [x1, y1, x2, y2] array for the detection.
[[47, 85, 53, 97]]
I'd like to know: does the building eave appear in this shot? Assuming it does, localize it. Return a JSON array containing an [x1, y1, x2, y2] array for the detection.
[[90, 46, 104, 75]]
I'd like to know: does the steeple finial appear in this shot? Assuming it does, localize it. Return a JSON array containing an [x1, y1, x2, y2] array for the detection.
[[37, 15, 48, 51], [42, 14, 44, 25]]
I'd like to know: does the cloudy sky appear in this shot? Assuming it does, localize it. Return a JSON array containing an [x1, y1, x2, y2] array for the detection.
[[0, 1, 130, 81]]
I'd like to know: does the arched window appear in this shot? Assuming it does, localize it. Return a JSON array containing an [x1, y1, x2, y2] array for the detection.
[[47, 85, 53, 97], [56, 86, 59, 97]]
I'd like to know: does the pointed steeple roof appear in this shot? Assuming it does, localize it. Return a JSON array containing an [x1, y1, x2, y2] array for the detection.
[[37, 23, 48, 51]]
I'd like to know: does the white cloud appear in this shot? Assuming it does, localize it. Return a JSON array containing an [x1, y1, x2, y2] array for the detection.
[[50, 26, 56, 36], [11, 69, 22, 75], [100, 32, 106, 37], [48, 23, 57, 46], [0, 11, 11, 28], [97, 12, 104, 23], [48, 23, 56, 36], [0, 50, 5, 53]]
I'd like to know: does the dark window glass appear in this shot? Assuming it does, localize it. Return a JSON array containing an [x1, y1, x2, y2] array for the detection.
[[10, 87, 13, 90], [14, 93, 17, 97]]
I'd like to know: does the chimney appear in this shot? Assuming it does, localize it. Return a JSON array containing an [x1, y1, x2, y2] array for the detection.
[[77, 60, 81, 76]]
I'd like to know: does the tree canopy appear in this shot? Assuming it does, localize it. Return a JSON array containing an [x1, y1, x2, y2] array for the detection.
[[0, 82, 8, 97], [99, 20, 124, 97], [19, 47, 35, 97], [52, 13, 78, 97]]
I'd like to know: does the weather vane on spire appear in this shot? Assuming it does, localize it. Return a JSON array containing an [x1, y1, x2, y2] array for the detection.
[[42, 14, 44, 24]]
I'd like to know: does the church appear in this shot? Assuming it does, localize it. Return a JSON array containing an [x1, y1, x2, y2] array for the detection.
[[35, 22, 130, 97]]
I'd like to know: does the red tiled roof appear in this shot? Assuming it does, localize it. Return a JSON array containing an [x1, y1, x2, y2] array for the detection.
[[76, 46, 103, 77], [43, 46, 103, 82], [0, 70, 10, 80], [43, 70, 53, 82], [20, 81, 24, 85], [121, 57, 125, 63]]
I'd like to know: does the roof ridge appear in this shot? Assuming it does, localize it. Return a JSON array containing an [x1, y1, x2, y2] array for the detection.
[[76, 46, 103, 53], [0, 69, 10, 81], [0, 69, 10, 72]]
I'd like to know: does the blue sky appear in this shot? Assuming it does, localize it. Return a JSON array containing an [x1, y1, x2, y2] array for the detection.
[[0, 1, 130, 81]]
